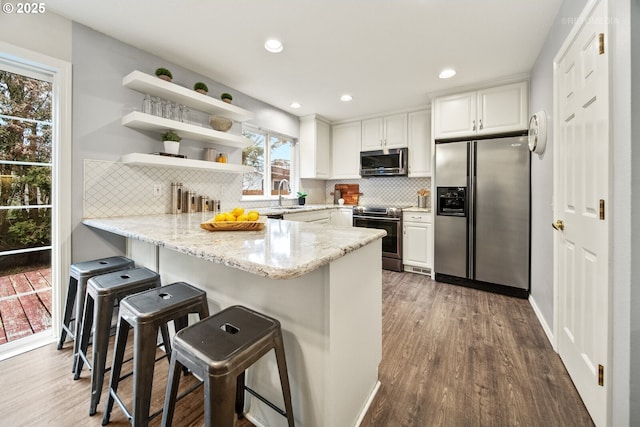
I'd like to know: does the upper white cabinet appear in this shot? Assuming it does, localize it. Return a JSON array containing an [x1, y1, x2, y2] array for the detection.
[[361, 113, 407, 150], [299, 115, 331, 179], [433, 81, 528, 139], [407, 110, 431, 177], [331, 121, 361, 179]]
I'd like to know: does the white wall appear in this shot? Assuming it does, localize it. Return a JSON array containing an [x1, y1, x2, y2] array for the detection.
[[0, 11, 71, 62], [528, 0, 587, 334]]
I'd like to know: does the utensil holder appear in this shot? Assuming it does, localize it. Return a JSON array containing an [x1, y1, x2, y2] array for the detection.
[[418, 195, 427, 208]]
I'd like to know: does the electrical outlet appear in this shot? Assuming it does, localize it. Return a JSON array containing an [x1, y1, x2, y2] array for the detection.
[[153, 183, 162, 197]]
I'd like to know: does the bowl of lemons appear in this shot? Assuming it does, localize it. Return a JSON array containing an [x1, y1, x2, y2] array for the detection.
[[200, 207, 264, 231]]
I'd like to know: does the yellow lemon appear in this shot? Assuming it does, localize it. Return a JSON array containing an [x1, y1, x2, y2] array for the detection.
[[214, 213, 226, 222], [225, 213, 236, 221], [236, 214, 248, 222], [232, 207, 245, 217], [247, 211, 259, 221]]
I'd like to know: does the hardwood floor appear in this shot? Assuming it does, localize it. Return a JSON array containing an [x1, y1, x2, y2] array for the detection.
[[0, 271, 593, 427], [360, 271, 594, 427]]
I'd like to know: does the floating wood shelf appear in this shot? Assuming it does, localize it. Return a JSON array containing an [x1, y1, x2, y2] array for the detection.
[[121, 153, 254, 174], [122, 112, 252, 149], [122, 70, 254, 122]]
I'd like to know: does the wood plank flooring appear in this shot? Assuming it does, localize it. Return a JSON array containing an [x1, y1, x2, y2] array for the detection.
[[0, 270, 593, 426]]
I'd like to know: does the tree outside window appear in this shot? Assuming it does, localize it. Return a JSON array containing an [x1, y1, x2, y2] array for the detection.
[[242, 127, 294, 197]]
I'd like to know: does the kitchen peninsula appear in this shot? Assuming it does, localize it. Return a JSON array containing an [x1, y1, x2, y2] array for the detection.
[[83, 213, 386, 427]]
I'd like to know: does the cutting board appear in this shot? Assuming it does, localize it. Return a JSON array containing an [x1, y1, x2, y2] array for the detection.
[[333, 184, 361, 205]]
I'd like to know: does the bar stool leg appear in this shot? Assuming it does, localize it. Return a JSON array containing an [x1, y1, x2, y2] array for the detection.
[[74, 292, 94, 379], [161, 354, 183, 427], [102, 319, 130, 426], [206, 375, 237, 427], [89, 293, 117, 415], [275, 336, 295, 427], [72, 278, 89, 373], [57, 277, 77, 350], [132, 323, 160, 427]]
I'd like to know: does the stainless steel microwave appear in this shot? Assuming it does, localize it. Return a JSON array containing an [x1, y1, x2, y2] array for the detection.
[[360, 148, 408, 177]]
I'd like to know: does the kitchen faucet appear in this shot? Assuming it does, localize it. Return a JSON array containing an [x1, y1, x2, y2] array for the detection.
[[278, 179, 290, 207]]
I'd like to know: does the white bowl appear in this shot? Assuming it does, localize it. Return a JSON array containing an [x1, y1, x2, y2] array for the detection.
[[209, 115, 233, 132]]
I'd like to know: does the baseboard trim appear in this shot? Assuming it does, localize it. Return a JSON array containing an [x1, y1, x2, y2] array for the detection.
[[356, 380, 382, 426], [528, 294, 556, 351]]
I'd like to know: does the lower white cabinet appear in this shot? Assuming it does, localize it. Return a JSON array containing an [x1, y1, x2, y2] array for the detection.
[[330, 207, 353, 227], [402, 211, 432, 274]]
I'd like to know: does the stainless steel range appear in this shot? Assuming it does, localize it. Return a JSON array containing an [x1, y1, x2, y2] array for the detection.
[[352, 205, 409, 272]]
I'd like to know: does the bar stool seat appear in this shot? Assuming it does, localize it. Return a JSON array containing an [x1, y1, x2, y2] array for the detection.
[[102, 282, 209, 427], [161, 305, 295, 427], [57, 256, 134, 373], [74, 267, 162, 416]]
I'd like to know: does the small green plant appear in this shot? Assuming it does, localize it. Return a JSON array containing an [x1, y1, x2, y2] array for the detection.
[[220, 92, 233, 102], [161, 130, 181, 142], [193, 82, 208, 93], [296, 191, 307, 198], [155, 67, 173, 79]]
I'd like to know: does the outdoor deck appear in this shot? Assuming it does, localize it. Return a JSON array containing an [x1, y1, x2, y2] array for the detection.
[[0, 268, 52, 344]]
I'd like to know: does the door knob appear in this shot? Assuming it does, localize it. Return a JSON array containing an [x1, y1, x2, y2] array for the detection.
[[552, 220, 564, 231]]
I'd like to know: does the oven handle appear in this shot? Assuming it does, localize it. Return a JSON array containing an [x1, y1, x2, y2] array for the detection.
[[353, 215, 401, 221]]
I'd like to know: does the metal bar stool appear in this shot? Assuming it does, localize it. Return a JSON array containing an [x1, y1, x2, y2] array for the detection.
[[57, 256, 134, 373], [102, 282, 209, 427], [161, 305, 295, 427], [74, 267, 162, 416]]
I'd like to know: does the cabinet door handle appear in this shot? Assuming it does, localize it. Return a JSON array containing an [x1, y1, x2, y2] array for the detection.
[[479, 119, 483, 130], [472, 120, 476, 131]]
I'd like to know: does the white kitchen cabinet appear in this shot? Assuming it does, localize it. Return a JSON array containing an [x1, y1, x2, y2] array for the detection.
[[330, 207, 353, 227], [299, 115, 331, 179], [402, 211, 432, 274], [331, 121, 361, 179], [361, 113, 407, 150], [284, 209, 331, 223], [433, 81, 528, 139], [407, 110, 431, 177]]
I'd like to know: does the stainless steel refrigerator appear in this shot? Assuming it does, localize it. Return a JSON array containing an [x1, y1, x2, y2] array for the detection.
[[434, 134, 530, 297]]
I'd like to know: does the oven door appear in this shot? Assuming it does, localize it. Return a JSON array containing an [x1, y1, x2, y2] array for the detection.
[[353, 215, 402, 259]]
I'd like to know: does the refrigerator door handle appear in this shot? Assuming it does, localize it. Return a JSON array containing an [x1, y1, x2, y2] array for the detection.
[[468, 141, 475, 279]]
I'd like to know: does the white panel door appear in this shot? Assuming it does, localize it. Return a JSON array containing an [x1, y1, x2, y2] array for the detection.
[[554, 0, 610, 425], [433, 91, 476, 139]]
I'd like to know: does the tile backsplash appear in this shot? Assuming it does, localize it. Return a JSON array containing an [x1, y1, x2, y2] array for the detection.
[[325, 177, 431, 207], [84, 159, 432, 218]]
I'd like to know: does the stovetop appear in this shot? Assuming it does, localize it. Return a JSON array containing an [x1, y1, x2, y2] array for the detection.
[[352, 204, 412, 218]]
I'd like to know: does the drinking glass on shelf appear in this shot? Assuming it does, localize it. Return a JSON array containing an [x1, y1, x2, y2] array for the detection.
[[152, 97, 162, 116], [163, 101, 172, 119], [141, 94, 153, 114], [171, 103, 180, 121], [179, 105, 189, 123]]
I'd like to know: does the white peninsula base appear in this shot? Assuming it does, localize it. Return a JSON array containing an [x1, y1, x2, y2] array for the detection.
[[128, 238, 382, 427]]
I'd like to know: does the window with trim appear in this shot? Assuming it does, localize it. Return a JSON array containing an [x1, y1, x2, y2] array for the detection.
[[242, 126, 295, 197]]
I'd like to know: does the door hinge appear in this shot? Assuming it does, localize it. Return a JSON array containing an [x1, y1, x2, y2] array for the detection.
[[599, 199, 605, 220], [599, 33, 605, 55], [598, 364, 604, 386]]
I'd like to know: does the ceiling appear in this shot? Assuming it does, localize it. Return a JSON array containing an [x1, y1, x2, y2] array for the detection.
[[46, 0, 562, 122]]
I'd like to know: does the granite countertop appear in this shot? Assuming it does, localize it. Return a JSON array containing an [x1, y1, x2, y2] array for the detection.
[[403, 207, 432, 213], [83, 213, 385, 280]]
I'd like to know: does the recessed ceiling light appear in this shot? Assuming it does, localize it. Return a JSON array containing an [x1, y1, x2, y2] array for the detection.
[[439, 68, 457, 79], [340, 94, 353, 102], [290, 102, 301, 109], [264, 39, 283, 53]]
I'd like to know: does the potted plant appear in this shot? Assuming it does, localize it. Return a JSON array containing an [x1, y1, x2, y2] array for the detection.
[[161, 130, 182, 155], [220, 92, 233, 103], [193, 82, 208, 95], [296, 191, 307, 206], [155, 67, 173, 82]]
